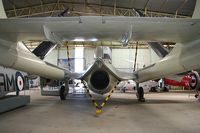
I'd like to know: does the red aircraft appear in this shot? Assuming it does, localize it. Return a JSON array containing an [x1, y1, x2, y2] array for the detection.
[[164, 76, 190, 88], [163, 71, 199, 90]]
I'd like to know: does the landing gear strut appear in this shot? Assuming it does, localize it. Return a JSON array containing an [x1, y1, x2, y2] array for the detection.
[[136, 83, 145, 102]]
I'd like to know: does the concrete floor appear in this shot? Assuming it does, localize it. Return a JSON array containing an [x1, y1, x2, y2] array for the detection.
[[0, 90, 200, 133]]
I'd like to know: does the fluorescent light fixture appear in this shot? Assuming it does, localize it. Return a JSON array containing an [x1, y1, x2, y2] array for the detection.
[[73, 38, 85, 42], [73, 38, 98, 42], [89, 38, 98, 41]]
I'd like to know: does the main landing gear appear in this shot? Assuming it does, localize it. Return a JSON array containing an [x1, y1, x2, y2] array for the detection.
[[136, 83, 145, 102], [60, 85, 68, 100], [59, 79, 69, 100]]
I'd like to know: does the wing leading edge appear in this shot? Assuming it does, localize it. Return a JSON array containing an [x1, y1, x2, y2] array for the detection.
[[0, 16, 199, 43]]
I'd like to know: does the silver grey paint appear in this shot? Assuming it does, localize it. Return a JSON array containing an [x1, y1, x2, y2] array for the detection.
[[0, 16, 199, 94]]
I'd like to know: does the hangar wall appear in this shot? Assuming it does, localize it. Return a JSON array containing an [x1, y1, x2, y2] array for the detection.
[[44, 47, 160, 72], [83, 47, 160, 72], [44, 47, 75, 65], [112, 48, 160, 72], [84, 47, 96, 68]]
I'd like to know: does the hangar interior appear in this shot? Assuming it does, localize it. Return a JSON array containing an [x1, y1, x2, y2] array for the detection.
[[1, 0, 200, 133], [0, 0, 198, 102]]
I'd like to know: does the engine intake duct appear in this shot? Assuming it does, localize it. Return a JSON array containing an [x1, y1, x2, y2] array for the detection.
[[90, 71, 110, 90]]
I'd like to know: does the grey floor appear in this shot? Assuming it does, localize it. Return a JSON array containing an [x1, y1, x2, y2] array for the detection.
[[0, 90, 200, 133]]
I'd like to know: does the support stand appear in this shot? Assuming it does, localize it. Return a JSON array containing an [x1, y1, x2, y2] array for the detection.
[[0, 95, 30, 113]]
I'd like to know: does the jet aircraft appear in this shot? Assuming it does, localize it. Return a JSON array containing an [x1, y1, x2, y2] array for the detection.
[[0, 1, 200, 103]]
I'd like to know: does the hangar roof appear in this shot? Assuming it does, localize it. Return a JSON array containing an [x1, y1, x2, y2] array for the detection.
[[3, 0, 196, 17]]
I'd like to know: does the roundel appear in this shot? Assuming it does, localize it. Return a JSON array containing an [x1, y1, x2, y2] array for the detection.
[[15, 72, 24, 91], [189, 72, 199, 90]]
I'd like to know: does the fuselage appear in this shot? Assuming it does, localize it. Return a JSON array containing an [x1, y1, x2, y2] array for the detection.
[[0, 66, 27, 97], [82, 46, 118, 94]]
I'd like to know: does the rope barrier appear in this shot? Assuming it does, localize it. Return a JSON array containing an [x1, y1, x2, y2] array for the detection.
[[82, 80, 115, 116]]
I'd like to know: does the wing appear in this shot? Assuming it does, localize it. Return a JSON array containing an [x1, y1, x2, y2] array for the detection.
[[0, 40, 81, 80], [135, 38, 200, 83], [0, 16, 199, 43], [0, 16, 199, 82]]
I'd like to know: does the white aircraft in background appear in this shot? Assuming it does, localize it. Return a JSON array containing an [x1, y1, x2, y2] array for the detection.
[[116, 80, 159, 93], [0, 1, 200, 102]]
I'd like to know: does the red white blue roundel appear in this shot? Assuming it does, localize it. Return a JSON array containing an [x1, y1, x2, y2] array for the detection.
[[189, 72, 199, 90], [15, 72, 24, 91]]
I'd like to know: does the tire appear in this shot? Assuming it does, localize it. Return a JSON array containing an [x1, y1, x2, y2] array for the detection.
[[60, 86, 66, 100], [138, 87, 145, 102]]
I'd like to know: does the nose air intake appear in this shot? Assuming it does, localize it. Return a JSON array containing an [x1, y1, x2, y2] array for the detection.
[[90, 71, 110, 90]]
